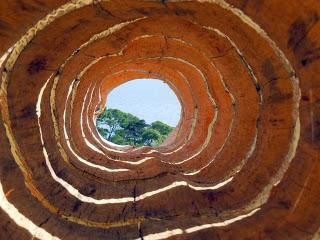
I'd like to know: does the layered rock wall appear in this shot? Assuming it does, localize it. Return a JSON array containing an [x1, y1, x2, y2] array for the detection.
[[0, 1, 319, 239]]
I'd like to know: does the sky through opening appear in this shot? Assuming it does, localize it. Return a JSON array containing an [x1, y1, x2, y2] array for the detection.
[[105, 79, 181, 127]]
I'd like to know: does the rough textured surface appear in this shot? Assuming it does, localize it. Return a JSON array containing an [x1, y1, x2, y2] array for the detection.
[[0, 0, 319, 239]]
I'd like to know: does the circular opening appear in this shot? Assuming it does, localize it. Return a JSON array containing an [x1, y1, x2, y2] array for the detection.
[[96, 78, 181, 147]]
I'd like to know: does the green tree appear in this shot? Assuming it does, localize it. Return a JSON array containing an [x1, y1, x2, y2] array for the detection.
[[121, 119, 147, 145], [151, 121, 173, 135], [142, 128, 161, 146], [110, 134, 128, 145], [96, 127, 109, 140], [96, 108, 126, 140], [96, 108, 174, 147]]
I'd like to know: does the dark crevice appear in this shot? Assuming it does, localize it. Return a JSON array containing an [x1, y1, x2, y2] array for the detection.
[[38, 217, 50, 227]]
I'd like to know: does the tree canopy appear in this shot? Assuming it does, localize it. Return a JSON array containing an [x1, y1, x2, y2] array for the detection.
[[96, 108, 174, 146]]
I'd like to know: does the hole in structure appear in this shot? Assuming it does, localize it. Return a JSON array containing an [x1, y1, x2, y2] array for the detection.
[[96, 78, 181, 147]]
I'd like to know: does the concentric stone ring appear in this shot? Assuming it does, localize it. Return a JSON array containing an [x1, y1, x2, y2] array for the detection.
[[0, 1, 319, 239]]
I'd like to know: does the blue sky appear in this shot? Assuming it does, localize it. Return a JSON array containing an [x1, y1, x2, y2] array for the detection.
[[106, 79, 181, 126]]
